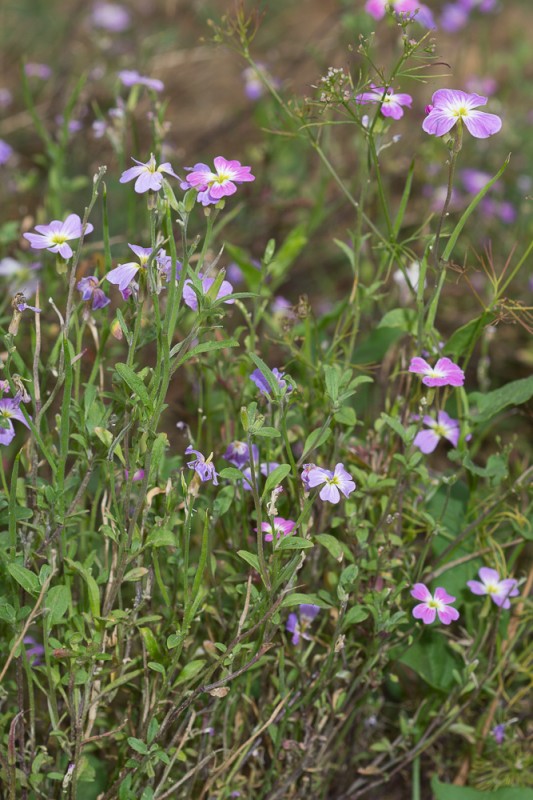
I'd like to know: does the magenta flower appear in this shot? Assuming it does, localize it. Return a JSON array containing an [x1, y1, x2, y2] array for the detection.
[[492, 723, 506, 745], [180, 156, 255, 206], [411, 584, 460, 625], [183, 273, 234, 311], [306, 463, 356, 504], [23, 214, 93, 260], [423, 89, 502, 139], [286, 604, 320, 645], [250, 367, 293, 396], [91, 2, 131, 31], [124, 468, 145, 482], [24, 62, 52, 79], [223, 440, 259, 469], [259, 517, 296, 542], [355, 85, 413, 120], [77, 276, 111, 310], [409, 356, 465, 387], [0, 397, 31, 446], [365, 0, 436, 27], [185, 446, 219, 485], [120, 154, 178, 194], [467, 568, 519, 609], [118, 70, 164, 93], [413, 411, 460, 454]]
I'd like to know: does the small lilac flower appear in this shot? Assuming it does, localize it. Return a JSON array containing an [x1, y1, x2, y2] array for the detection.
[[413, 411, 460, 454], [77, 276, 111, 310], [180, 157, 255, 206], [411, 584, 460, 625], [355, 85, 413, 120], [480, 198, 516, 224], [120, 154, 178, 194], [24, 214, 93, 260], [286, 604, 320, 645], [0, 139, 14, 166], [0, 396, 31, 446], [409, 356, 465, 387], [365, 0, 436, 28], [423, 89, 502, 139], [105, 244, 156, 296], [0, 380, 10, 394], [467, 568, 519, 609], [259, 517, 296, 542], [55, 116, 83, 134], [306, 463, 356, 504], [185, 446, 219, 485], [250, 367, 293, 396], [440, 3, 470, 31], [91, 2, 131, 32], [0, 88, 12, 109], [24, 62, 52, 79], [17, 301, 41, 313], [23, 636, 45, 666], [223, 441, 259, 468], [465, 76, 497, 97], [492, 723, 506, 745], [300, 463, 317, 492], [118, 70, 164, 93], [242, 63, 279, 101], [183, 273, 234, 311]]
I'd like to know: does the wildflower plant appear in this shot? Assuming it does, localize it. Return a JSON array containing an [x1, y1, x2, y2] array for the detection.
[[0, 4, 531, 800]]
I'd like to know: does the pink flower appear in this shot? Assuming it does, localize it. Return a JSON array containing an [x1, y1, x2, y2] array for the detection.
[[467, 568, 519, 609], [413, 411, 460, 454], [23, 214, 94, 260], [411, 584, 460, 625], [118, 70, 164, 93], [259, 517, 296, 542], [423, 89, 502, 139], [120, 154, 178, 193], [180, 156, 255, 206], [409, 356, 465, 387], [355, 85, 413, 120], [365, 0, 436, 27], [306, 463, 356, 504]]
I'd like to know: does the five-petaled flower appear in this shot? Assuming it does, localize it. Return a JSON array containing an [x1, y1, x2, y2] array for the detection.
[[258, 517, 296, 542], [185, 446, 219, 485], [183, 273, 234, 311], [414, 410, 460, 454], [120, 154, 178, 193], [77, 276, 111, 310], [355, 85, 413, 120], [305, 463, 356, 504], [409, 356, 465, 387], [467, 567, 519, 609], [180, 156, 255, 206], [286, 604, 321, 645], [423, 89, 502, 139], [411, 584, 460, 625], [24, 214, 94, 260], [0, 396, 31, 446]]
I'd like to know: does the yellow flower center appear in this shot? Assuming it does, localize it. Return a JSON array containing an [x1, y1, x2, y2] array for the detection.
[[51, 233, 69, 244], [453, 106, 469, 117]]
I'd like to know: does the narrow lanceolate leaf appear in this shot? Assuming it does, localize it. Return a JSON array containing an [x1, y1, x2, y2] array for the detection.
[[115, 363, 152, 409]]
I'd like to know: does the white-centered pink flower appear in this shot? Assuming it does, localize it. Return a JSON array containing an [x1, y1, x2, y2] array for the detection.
[[180, 156, 255, 206], [258, 517, 296, 542], [423, 89, 502, 139], [355, 85, 413, 120], [24, 214, 94, 260], [365, 0, 435, 27], [409, 356, 465, 387], [411, 584, 460, 625], [413, 411, 460, 454], [467, 567, 519, 609]]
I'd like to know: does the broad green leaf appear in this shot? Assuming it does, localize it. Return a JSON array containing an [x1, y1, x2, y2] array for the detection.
[[123, 567, 149, 582], [45, 585, 71, 627], [219, 467, 246, 481], [343, 606, 369, 626], [115, 363, 151, 409], [237, 550, 261, 572], [469, 376, 533, 424], [173, 659, 206, 686], [301, 426, 332, 461], [315, 533, 343, 562], [253, 426, 281, 438], [127, 737, 148, 755], [277, 535, 314, 551], [443, 312, 492, 359], [377, 308, 416, 333], [7, 563, 40, 595], [146, 529, 176, 548], [398, 632, 462, 691], [334, 406, 356, 426], [351, 327, 404, 364], [262, 464, 291, 498], [431, 777, 533, 800], [282, 592, 332, 609]]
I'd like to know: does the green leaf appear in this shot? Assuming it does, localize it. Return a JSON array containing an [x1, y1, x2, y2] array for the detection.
[[277, 535, 314, 551], [146, 529, 176, 548], [267, 225, 308, 284], [282, 593, 332, 609], [115, 363, 152, 409], [248, 353, 283, 396], [334, 406, 357, 426], [237, 550, 261, 572], [172, 338, 240, 364], [398, 632, 462, 691], [123, 567, 149, 582], [443, 312, 492, 359], [377, 308, 416, 333], [7, 563, 40, 595], [343, 606, 369, 626], [213, 485, 235, 517], [315, 533, 343, 562], [224, 243, 262, 291], [469, 376, 533, 424], [351, 327, 404, 364], [127, 737, 149, 755], [219, 467, 246, 481], [173, 659, 206, 686], [253, 426, 281, 438], [301, 426, 331, 460], [262, 464, 291, 498], [45, 585, 71, 627], [431, 777, 533, 800]]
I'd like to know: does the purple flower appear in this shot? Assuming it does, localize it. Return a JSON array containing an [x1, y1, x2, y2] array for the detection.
[[413, 411, 460, 454], [118, 70, 164, 93], [411, 583, 460, 625], [250, 367, 293, 396], [242, 63, 279, 101], [124, 468, 145, 482], [105, 243, 161, 296], [24, 62, 52, 79], [286, 604, 320, 645], [492, 723, 506, 745], [91, 2, 131, 32], [423, 89, 502, 139], [306, 463, 356, 504], [180, 156, 255, 206], [185, 446, 219, 485], [223, 440, 258, 468], [365, 0, 436, 27], [467, 567, 519, 609], [300, 463, 317, 492], [409, 356, 465, 387], [17, 301, 41, 313], [0, 139, 14, 166], [120, 154, 178, 194], [440, 3, 471, 31], [0, 396, 31, 446], [23, 214, 93, 260], [0, 88, 12, 109], [77, 275, 111, 310], [355, 85, 413, 120], [183, 273, 234, 311], [259, 517, 296, 542], [23, 636, 45, 666]]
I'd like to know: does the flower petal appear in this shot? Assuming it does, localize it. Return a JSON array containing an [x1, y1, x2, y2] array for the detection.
[[463, 110, 502, 139]]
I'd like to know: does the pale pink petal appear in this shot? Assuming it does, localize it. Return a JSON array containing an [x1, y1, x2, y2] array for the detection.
[[478, 567, 500, 585], [467, 580, 487, 596], [422, 111, 457, 137], [437, 605, 459, 624], [409, 357, 432, 375], [463, 110, 502, 139], [413, 604, 436, 624], [410, 583, 432, 602], [120, 165, 145, 183], [414, 429, 440, 453], [434, 587, 456, 604]]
